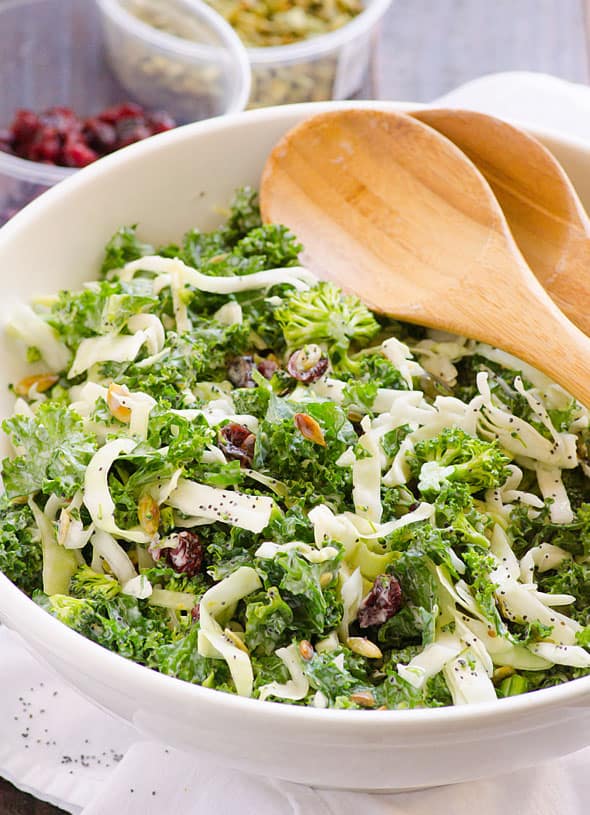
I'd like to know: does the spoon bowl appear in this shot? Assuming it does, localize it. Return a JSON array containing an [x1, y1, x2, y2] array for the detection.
[[260, 108, 590, 405], [412, 108, 590, 335]]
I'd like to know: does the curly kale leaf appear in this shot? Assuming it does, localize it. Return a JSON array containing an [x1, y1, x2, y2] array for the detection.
[[232, 224, 302, 270], [205, 506, 315, 581], [341, 380, 379, 417], [454, 354, 533, 413], [155, 624, 233, 689], [381, 425, 413, 460], [46, 278, 156, 350], [35, 592, 174, 666], [381, 524, 461, 647], [2, 403, 97, 499], [257, 548, 343, 637], [252, 653, 291, 694], [537, 559, 590, 626], [231, 386, 271, 419], [560, 467, 590, 512], [254, 396, 358, 509], [377, 604, 434, 648], [521, 663, 590, 691], [357, 352, 409, 390], [103, 318, 249, 404], [462, 547, 503, 632], [107, 415, 215, 529], [222, 186, 262, 244], [0, 498, 42, 594], [376, 669, 451, 709], [302, 647, 372, 704], [100, 226, 154, 276], [508, 503, 590, 559], [202, 524, 258, 581], [245, 587, 294, 655]]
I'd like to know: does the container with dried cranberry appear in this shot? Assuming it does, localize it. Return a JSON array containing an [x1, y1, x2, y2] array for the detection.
[[0, 0, 250, 226]]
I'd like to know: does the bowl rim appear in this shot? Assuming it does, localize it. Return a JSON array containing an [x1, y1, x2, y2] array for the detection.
[[1, 99, 590, 733]]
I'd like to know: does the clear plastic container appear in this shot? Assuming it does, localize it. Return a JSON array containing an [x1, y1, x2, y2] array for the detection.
[[115, 0, 393, 108], [247, 0, 393, 108], [0, 0, 250, 226], [97, 0, 251, 121]]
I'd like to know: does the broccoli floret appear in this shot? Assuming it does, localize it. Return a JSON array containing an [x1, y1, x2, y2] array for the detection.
[[461, 547, 502, 631], [434, 483, 492, 548], [409, 427, 511, 496], [69, 565, 121, 604], [35, 592, 97, 633], [141, 565, 209, 597], [275, 282, 380, 373]]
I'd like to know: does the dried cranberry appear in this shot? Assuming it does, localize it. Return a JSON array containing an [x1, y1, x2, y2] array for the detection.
[[166, 531, 204, 576], [227, 355, 255, 388], [62, 137, 98, 168], [98, 102, 144, 125], [28, 132, 61, 163], [191, 605, 200, 622], [39, 107, 80, 133], [114, 118, 152, 149], [256, 358, 279, 380], [11, 110, 40, 142], [219, 422, 256, 468], [287, 345, 329, 383], [357, 574, 403, 628], [3, 103, 176, 169], [83, 118, 117, 153], [147, 110, 176, 134]]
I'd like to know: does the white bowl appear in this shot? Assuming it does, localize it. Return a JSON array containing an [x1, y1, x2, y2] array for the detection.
[[1, 102, 590, 792]]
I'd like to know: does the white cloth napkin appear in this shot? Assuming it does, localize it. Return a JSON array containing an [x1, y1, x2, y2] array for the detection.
[[2, 70, 590, 813]]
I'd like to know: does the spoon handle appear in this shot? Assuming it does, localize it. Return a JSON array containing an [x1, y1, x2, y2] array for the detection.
[[462, 269, 590, 407]]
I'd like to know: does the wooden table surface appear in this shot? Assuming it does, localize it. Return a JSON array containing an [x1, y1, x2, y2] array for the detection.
[[1, 0, 589, 812]]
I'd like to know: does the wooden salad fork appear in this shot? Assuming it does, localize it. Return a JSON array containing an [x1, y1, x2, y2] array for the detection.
[[260, 108, 590, 406]]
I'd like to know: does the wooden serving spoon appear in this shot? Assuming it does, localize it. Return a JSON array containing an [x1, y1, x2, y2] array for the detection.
[[260, 108, 590, 406], [411, 108, 590, 336]]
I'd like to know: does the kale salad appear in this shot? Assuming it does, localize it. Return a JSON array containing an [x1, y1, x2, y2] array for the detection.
[[2, 188, 590, 710]]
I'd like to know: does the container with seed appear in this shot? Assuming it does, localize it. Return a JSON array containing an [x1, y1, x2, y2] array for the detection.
[[97, 0, 251, 123], [108, 0, 393, 110]]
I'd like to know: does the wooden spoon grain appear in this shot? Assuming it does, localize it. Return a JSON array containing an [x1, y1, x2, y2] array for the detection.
[[260, 108, 590, 406], [412, 108, 590, 335]]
